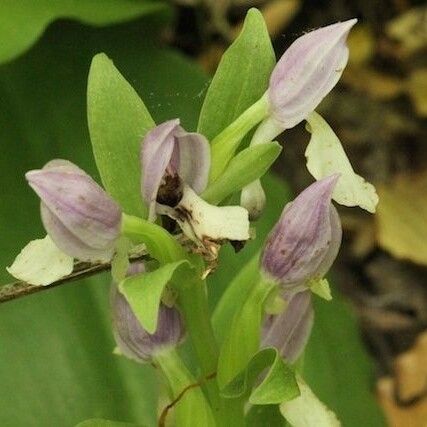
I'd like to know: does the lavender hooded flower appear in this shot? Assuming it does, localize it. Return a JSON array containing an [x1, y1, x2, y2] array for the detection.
[[141, 120, 250, 252], [26, 159, 122, 263], [141, 119, 210, 221], [112, 263, 185, 362], [261, 175, 342, 292], [268, 19, 356, 129], [241, 20, 357, 219], [262, 291, 313, 363]]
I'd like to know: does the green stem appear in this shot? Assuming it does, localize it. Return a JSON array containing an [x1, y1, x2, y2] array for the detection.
[[178, 278, 245, 426], [209, 93, 269, 183]]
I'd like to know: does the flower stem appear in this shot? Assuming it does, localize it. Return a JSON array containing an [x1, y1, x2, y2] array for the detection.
[[209, 93, 269, 183]]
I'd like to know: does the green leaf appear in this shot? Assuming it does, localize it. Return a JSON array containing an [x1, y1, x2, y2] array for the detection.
[[304, 296, 386, 427], [155, 350, 216, 427], [222, 348, 299, 405], [197, 8, 275, 141], [217, 278, 276, 388], [246, 405, 288, 427], [88, 53, 155, 217], [0, 0, 168, 64], [76, 419, 142, 427], [122, 214, 188, 264], [202, 141, 282, 205], [0, 15, 207, 426], [120, 261, 191, 334]]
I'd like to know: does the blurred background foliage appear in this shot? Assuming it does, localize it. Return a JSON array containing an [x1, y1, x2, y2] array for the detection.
[[0, 0, 426, 426]]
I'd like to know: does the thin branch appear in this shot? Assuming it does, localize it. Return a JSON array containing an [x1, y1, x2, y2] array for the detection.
[[0, 255, 147, 304]]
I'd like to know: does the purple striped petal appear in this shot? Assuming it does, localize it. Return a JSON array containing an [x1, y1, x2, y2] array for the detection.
[[268, 19, 356, 129], [176, 130, 210, 194], [262, 291, 314, 363], [261, 175, 341, 290], [140, 119, 180, 220], [26, 160, 122, 262]]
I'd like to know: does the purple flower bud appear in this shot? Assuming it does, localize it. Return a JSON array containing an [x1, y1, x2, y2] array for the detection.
[[261, 175, 342, 291], [26, 159, 122, 263], [268, 19, 356, 129], [111, 263, 185, 362], [262, 291, 314, 363], [141, 119, 210, 220]]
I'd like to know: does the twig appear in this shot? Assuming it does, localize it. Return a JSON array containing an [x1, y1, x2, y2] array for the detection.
[[0, 254, 147, 304]]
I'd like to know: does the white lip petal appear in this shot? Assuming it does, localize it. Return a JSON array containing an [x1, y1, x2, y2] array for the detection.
[[7, 235, 74, 286], [167, 185, 250, 245], [280, 376, 341, 427], [305, 111, 378, 213]]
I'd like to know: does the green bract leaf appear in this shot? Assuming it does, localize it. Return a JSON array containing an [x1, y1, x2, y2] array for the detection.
[[120, 260, 191, 334], [6, 235, 73, 286], [76, 419, 142, 427], [198, 9, 274, 141], [280, 376, 340, 427], [202, 142, 282, 205], [212, 253, 260, 344], [199, 8, 275, 182], [0, 0, 167, 64], [155, 350, 216, 427], [111, 237, 132, 283], [88, 53, 155, 217], [305, 112, 379, 213], [217, 278, 276, 388], [121, 214, 187, 264], [222, 347, 299, 405]]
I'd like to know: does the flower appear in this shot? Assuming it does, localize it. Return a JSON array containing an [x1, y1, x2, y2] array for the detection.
[[141, 119, 210, 221], [141, 120, 250, 254], [261, 291, 314, 363], [241, 20, 357, 219], [261, 175, 342, 292], [268, 19, 356, 129], [112, 263, 185, 362], [26, 159, 122, 263]]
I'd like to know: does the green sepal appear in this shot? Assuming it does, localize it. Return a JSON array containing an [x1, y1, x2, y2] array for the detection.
[[222, 347, 299, 405], [110, 236, 132, 283], [202, 142, 282, 205], [121, 214, 188, 265], [119, 260, 193, 334], [217, 277, 277, 388], [87, 53, 155, 218]]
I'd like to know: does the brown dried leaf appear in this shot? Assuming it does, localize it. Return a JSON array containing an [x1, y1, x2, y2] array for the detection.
[[376, 172, 427, 266]]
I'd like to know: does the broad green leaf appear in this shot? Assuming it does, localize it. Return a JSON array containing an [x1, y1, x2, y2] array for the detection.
[[0, 15, 207, 427], [0, 0, 168, 64], [304, 296, 386, 426], [280, 377, 340, 427], [217, 278, 276, 388], [7, 235, 73, 286], [121, 215, 188, 265], [305, 112, 378, 213], [120, 261, 191, 334], [197, 8, 275, 141], [76, 419, 142, 427], [222, 348, 299, 405], [88, 53, 155, 217], [202, 142, 282, 205], [155, 350, 216, 427]]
